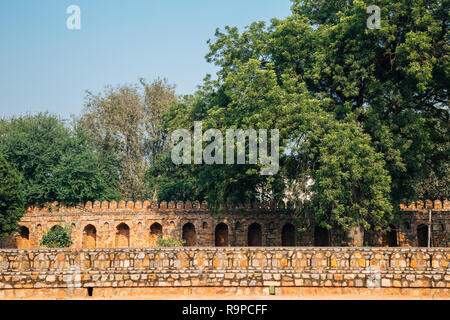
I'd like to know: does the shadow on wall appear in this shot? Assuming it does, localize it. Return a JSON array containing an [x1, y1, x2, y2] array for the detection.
[[16, 226, 30, 249], [150, 222, 163, 246], [82, 224, 96, 248], [115, 223, 130, 247], [314, 226, 329, 246], [182, 223, 197, 246], [382, 224, 398, 247], [282, 223, 295, 246], [417, 224, 428, 247], [215, 223, 229, 247], [248, 223, 262, 246]]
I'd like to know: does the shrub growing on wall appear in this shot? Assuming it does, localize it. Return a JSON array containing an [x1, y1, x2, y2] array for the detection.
[[40, 224, 73, 248], [155, 235, 185, 247]]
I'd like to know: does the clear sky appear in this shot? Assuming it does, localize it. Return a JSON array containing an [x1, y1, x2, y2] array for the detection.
[[0, 0, 292, 119]]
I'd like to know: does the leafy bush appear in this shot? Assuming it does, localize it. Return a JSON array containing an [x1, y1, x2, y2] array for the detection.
[[155, 235, 185, 247], [40, 224, 73, 248], [0, 113, 119, 206], [0, 152, 25, 240]]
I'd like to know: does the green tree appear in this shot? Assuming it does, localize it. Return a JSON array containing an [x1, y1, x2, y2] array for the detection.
[[150, 69, 287, 208], [308, 121, 393, 232], [0, 113, 118, 206], [81, 78, 177, 201], [51, 123, 120, 205], [151, 0, 448, 231], [0, 153, 25, 240], [205, 0, 448, 205], [0, 113, 71, 205], [146, 153, 206, 202], [287, 0, 449, 204]]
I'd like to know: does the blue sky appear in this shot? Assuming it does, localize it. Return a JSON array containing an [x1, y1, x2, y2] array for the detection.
[[0, 0, 292, 119]]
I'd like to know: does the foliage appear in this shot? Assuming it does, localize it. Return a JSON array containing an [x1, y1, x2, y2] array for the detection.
[[80, 78, 178, 201], [0, 152, 25, 240], [0, 1, 447, 235], [51, 123, 119, 205], [308, 121, 393, 231], [155, 235, 185, 247], [148, 0, 448, 231], [146, 153, 207, 202], [0, 113, 119, 206], [40, 224, 73, 248]]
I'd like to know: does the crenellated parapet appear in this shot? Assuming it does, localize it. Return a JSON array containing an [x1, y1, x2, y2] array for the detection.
[[24, 199, 449, 215], [400, 200, 450, 211], [25, 199, 282, 215]]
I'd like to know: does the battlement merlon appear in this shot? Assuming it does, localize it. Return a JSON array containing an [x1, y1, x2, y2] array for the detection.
[[399, 200, 450, 211], [25, 199, 283, 215], [24, 199, 450, 215]]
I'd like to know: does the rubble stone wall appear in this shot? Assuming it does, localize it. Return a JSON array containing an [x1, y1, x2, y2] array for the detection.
[[1, 199, 449, 249], [0, 247, 448, 299]]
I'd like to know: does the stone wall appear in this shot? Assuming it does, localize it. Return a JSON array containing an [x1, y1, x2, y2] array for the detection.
[[2, 199, 449, 249], [397, 200, 450, 247], [0, 247, 448, 299], [3, 205, 293, 249]]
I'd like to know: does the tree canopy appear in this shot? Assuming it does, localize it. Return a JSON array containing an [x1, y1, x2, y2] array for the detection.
[[147, 0, 449, 230], [0, 152, 25, 240], [80, 78, 178, 201], [0, 113, 118, 206], [0, 0, 447, 235]]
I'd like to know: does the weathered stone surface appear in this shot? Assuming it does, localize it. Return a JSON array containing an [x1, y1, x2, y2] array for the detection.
[[0, 247, 448, 296], [2, 200, 448, 249]]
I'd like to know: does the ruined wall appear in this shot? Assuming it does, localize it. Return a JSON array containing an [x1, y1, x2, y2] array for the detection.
[[2, 199, 449, 249], [398, 200, 449, 247], [2, 200, 295, 249], [0, 247, 448, 299], [360, 200, 450, 248]]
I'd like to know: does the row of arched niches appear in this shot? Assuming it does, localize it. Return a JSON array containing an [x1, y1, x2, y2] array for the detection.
[[12, 219, 447, 249]]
